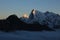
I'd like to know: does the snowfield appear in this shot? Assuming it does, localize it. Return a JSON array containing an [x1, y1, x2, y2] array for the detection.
[[0, 29, 60, 40]]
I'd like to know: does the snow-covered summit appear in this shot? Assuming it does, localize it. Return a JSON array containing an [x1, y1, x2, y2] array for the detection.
[[29, 9, 46, 24], [20, 9, 60, 28]]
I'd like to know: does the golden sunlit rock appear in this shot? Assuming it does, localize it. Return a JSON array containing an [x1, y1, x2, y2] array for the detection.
[[22, 14, 29, 18], [32, 9, 35, 15]]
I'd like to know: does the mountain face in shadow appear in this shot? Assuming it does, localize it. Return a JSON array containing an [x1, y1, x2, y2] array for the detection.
[[29, 9, 35, 20], [0, 14, 54, 32], [0, 14, 27, 32]]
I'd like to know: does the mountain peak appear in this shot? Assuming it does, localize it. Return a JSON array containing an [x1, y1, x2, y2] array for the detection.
[[31, 9, 36, 15]]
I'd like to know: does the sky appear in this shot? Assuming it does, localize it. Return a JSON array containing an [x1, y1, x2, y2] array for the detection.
[[0, 0, 60, 19]]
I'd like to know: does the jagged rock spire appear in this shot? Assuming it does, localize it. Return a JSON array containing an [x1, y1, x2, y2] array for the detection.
[[29, 9, 35, 19]]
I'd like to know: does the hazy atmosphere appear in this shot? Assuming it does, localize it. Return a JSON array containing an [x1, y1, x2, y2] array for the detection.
[[0, 0, 60, 19]]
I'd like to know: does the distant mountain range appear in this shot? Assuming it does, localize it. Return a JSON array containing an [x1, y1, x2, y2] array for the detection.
[[20, 9, 60, 28], [0, 9, 60, 32]]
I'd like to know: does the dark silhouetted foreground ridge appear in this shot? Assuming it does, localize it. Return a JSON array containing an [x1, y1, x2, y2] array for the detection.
[[0, 14, 55, 32]]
